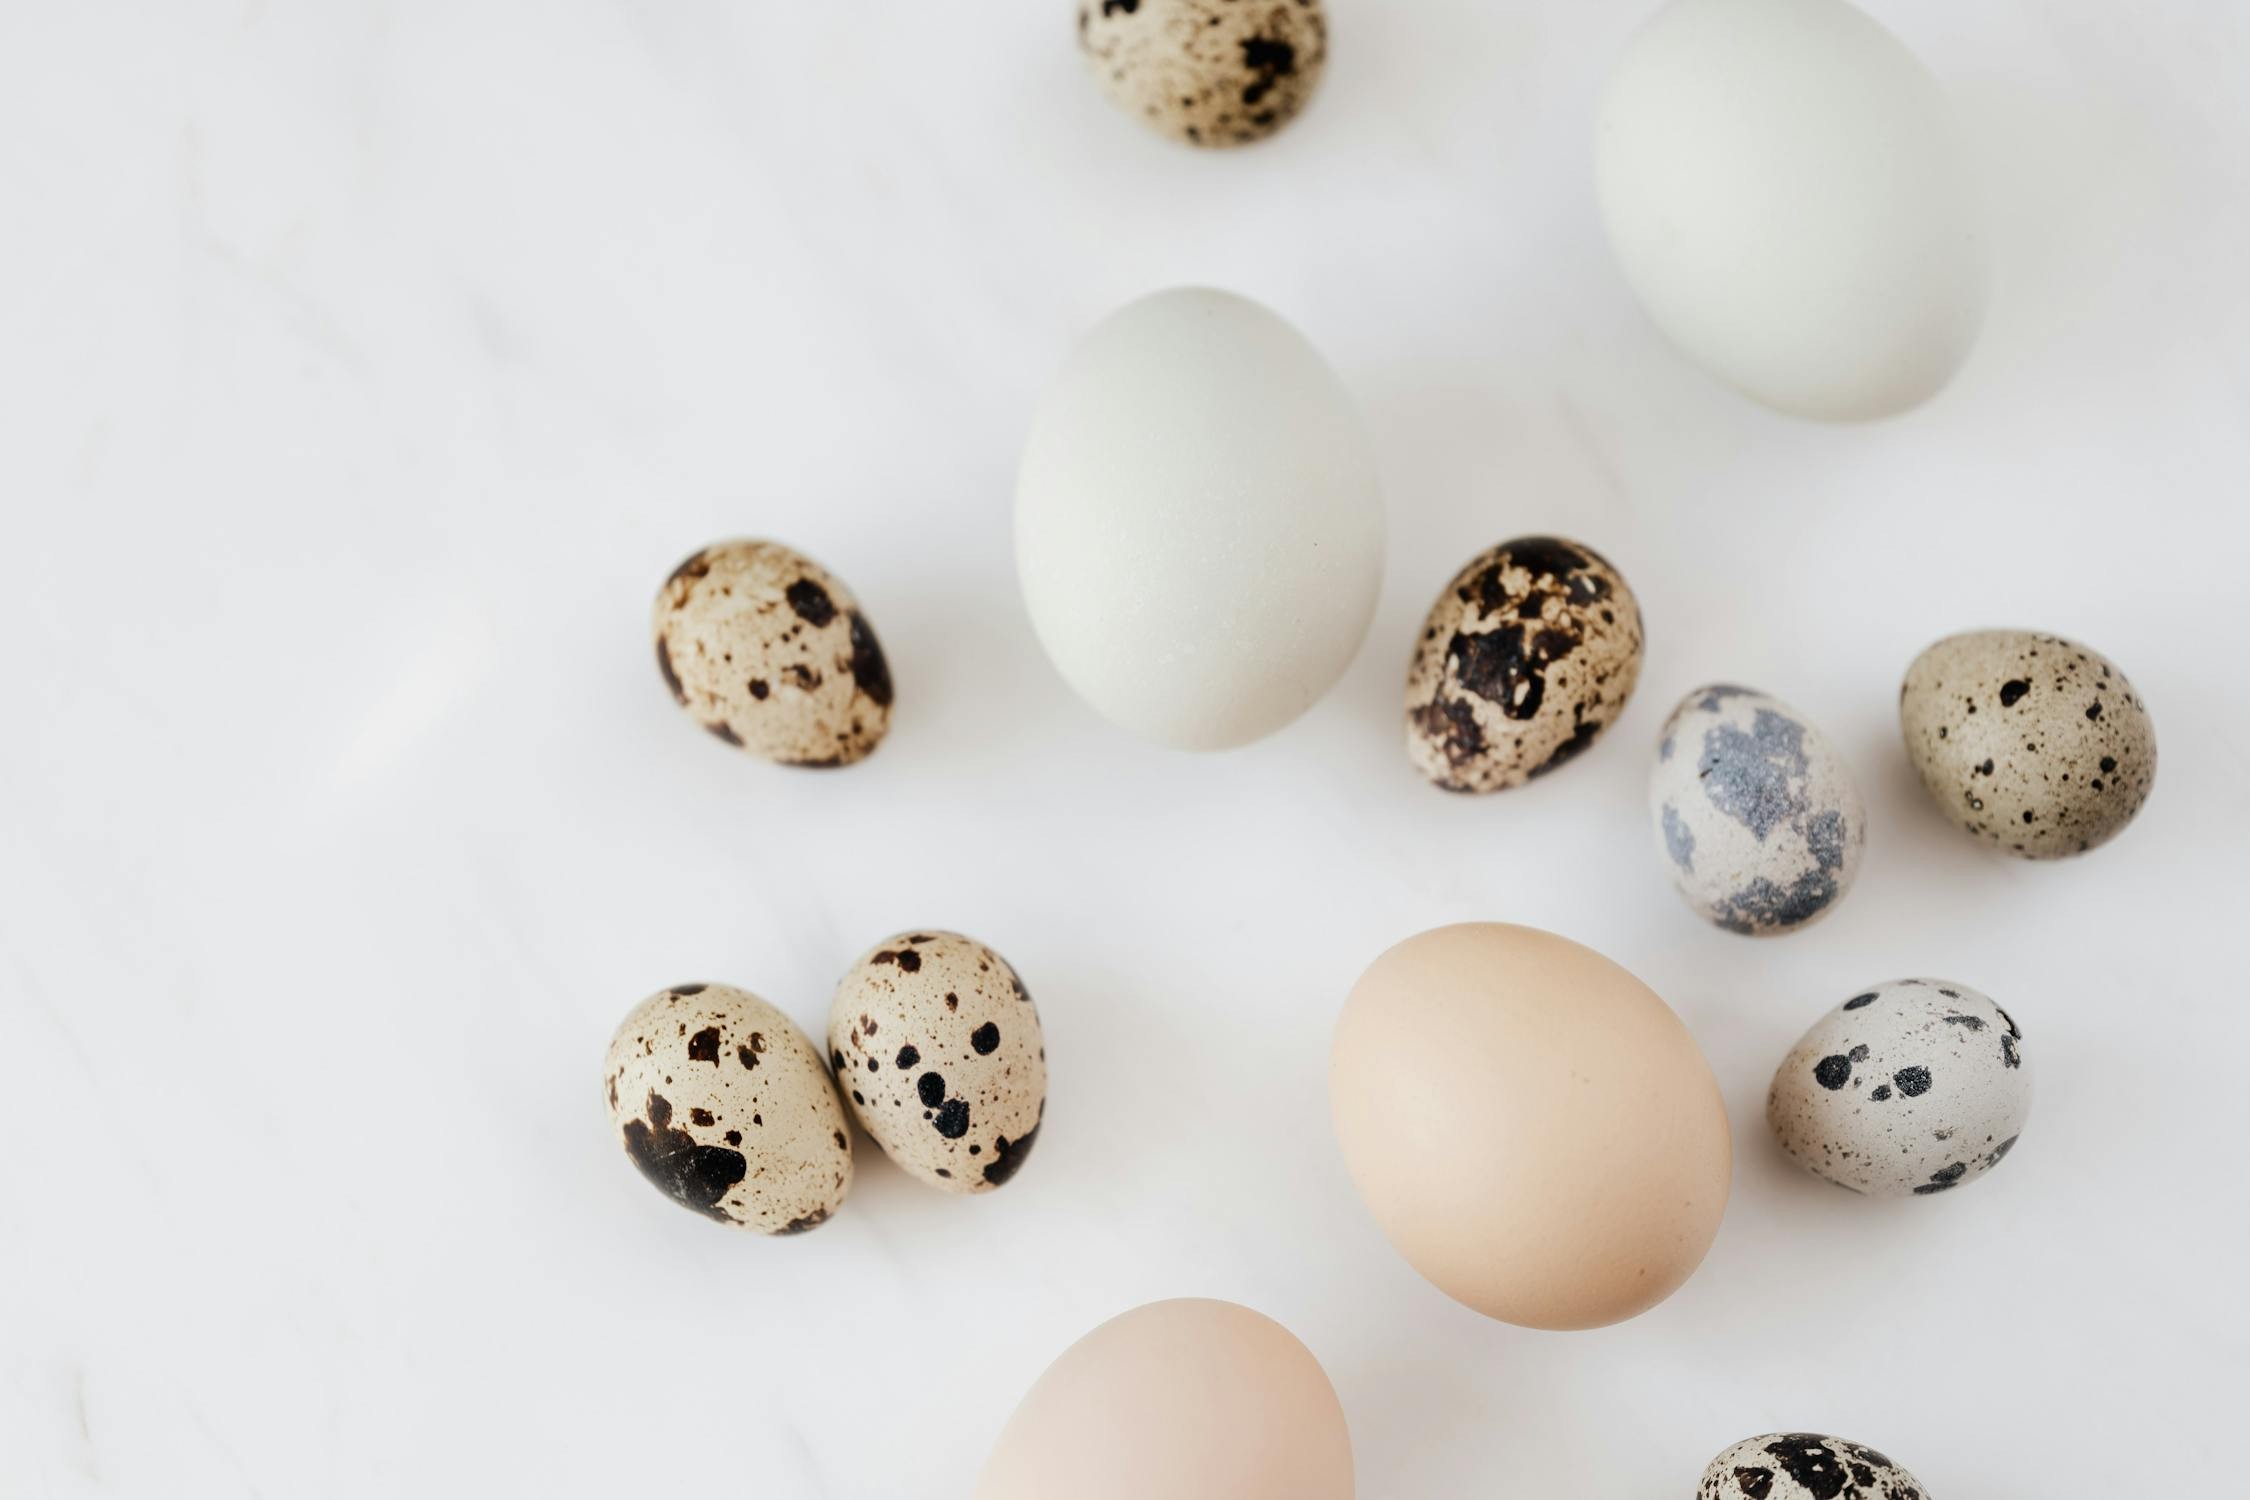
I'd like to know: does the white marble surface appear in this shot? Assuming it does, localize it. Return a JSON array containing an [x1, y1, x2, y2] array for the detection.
[[3, 2, 2247, 1495]]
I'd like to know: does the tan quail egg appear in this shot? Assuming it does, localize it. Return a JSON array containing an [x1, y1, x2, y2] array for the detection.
[[1405, 536, 1645, 792], [1900, 628, 2155, 857], [830, 932, 1047, 1193], [652, 539, 894, 767], [603, 983, 853, 1233], [1078, 0, 1328, 148], [1699, 1433, 1932, 1500]]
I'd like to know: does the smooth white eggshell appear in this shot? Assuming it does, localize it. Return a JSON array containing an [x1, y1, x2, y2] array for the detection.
[[1596, 0, 1988, 420], [1016, 287, 1385, 750]]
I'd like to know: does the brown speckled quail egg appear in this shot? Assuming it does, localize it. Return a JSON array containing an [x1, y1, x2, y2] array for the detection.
[[652, 539, 894, 767], [603, 983, 853, 1233], [1769, 978, 2030, 1199], [1078, 0, 1328, 149], [1405, 536, 1645, 792], [829, 932, 1047, 1194], [1901, 628, 2155, 857], [1699, 1433, 1931, 1500]]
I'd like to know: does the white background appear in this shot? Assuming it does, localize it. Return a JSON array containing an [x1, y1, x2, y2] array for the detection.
[[3, 2, 2246, 1495]]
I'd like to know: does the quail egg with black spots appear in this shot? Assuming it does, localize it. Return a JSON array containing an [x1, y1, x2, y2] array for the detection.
[[1901, 628, 2155, 857], [1405, 535, 1645, 793], [652, 539, 894, 767], [1699, 1433, 1931, 1500], [1078, 0, 1328, 148], [830, 932, 1047, 1194], [603, 983, 854, 1233], [1650, 685, 1866, 936], [1769, 978, 2030, 1199]]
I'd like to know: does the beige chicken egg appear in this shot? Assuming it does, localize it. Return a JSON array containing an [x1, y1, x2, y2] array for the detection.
[[977, 1299, 1354, 1499], [1078, 0, 1329, 148], [652, 539, 894, 767], [602, 983, 853, 1234], [1331, 924, 1732, 1330], [830, 932, 1047, 1194]]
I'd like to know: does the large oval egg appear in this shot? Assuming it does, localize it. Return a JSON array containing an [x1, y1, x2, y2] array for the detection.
[[1017, 287, 1385, 750], [976, 1299, 1354, 1500], [1596, 0, 1987, 419], [1330, 924, 1732, 1331]]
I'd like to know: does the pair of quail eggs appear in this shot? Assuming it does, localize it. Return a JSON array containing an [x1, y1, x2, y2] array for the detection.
[[1645, 628, 2156, 938], [603, 932, 1047, 1235]]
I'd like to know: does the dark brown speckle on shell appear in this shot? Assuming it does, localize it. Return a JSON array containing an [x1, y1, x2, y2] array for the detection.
[[1404, 536, 1645, 793], [1078, 0, 1329, 148]]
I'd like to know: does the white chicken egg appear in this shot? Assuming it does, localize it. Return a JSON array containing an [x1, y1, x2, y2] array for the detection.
[[1016, 287, 1385, 750], [1595, 0, 1988, 420]]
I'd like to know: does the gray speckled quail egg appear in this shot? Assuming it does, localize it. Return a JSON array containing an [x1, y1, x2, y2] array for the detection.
[[1078, 0, 1328, 148], [1901, 628, 2155, 858], [1769, 978, 2031, 1199], [1405, 536, 1645, 792], [829, 932, 1047, 1194], [1699, 1434, 1931, 1500], [652, 539, 894, 767], [603, 983, 853, 1233], [1650, 686, 1867, 936]]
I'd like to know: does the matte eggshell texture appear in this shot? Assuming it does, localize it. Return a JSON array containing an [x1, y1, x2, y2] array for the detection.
[[652, 539, 894, 767], [1769, 978, 2030, 1199], [1405, 535, 1645, 792], [1016, 287, 1385, 751], [1596, 0, 1987, 419], [1330, 924, 1732, 1331], [1901, 629, 2156, 858], [1700, 1433, 1932, 1500], [603, 984, 853, 1234], [976, 1299, 1354, 1500], [829, 931, 1047, 1194], [1078, 0, 1328, 148], [1650, 685, 1867, 936]]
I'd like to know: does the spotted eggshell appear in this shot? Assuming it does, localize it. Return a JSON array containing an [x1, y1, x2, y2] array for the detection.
[[1699, 1433, 1932, 1500], [603, 984, 853, 1234], [1405, 535, 1645, 792], [1078, 0, 1328, 149], [1649, 686, 1866, 935], [1901, 628, 2155, 858], [829, 932, 1047, 1194], [652, 539, 894, 767], [1768, 978, 2030, 1199]]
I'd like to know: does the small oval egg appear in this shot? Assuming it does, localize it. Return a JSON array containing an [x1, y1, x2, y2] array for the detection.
[[652, 539, 894, 767], [1700, 1434, 1931, 1499], [1405, 535, 1645, 792], [1596, 0, 1987, 419], [829, 931, 1047, 1194], [1769, 978, 2031, 1199], [1901, 628, 2156, 858], [1330, 924, 1732, 1331], [1077, 0, 1328, 148], [1017, 287, 1385, 750], [976, 1299, 1354, 1500], [1650, 685, 1867, 936], [602, 983, 853, 1233]]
